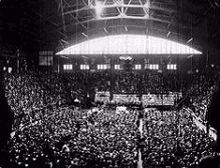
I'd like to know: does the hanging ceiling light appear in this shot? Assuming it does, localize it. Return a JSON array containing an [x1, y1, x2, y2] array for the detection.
[[95, 0, 104, 19]]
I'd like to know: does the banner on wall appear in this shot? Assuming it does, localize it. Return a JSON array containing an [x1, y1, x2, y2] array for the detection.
[[142, 92, 181, 106], [95, 91, 110, 103], [113, 94, 140, 104], [95, 91, 181, 105]]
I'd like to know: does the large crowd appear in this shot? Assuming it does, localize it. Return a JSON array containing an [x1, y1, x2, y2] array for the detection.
[[4, 72, 60, 129], [142, 109, 217, 168], [9, 106, 138, 168], [100, 71, 180, 94], [185, 67, 219, 122], [2, 66, 219, 167]]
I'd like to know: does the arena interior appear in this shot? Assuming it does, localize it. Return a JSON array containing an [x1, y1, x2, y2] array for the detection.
[[1, 0, 220, 168]]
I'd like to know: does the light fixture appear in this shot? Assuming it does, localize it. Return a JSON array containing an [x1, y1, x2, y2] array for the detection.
[[104, 27, 108, 33], [167, 31, 171, 37], [145, 0, 150, 9], [186, 38, 193, 44], [120, 56, 132, 60], [125, 26, 128, 31], [61, 39, 69, 44], [95, 0, 104, 19], [82, 32, 88, 38]]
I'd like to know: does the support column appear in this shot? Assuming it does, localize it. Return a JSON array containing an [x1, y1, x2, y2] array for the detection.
[[110, 57, 114, 101]]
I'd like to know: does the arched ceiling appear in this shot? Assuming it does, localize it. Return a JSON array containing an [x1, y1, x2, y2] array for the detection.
[[61, 0, 187, 40], [1, 0, 220, 57], [56, 0, 220, 55]]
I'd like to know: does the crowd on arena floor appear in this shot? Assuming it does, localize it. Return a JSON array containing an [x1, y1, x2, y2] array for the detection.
[[3, 71, 139, 167], [9, 106, 139, 168], [2, 67, 220, 167], [141, 109, 217, 168]]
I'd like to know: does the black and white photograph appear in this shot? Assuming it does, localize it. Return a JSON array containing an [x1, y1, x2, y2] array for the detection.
[[0, 0, 220, 167]]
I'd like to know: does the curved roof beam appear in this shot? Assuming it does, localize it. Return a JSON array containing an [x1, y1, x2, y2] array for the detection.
[[78, 15, 171, 25], [64, 4, 175, 15]]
